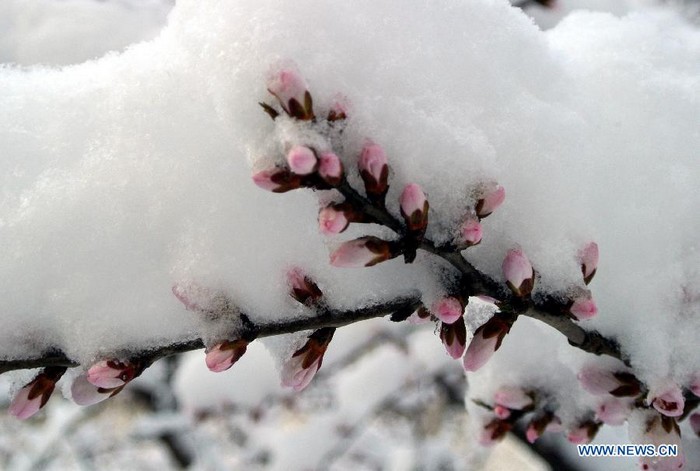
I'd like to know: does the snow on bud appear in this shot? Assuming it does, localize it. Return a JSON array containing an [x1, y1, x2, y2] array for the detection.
[[267, 67, 314, 120], [327, 98, 348, 122], [648, 384, 685, 418], [431, 297, 464, 325], [579, 241, 599, 285], [286, 146, 318, 176], [502, 249, 534, 297], [525, 413, 559, 443], [318, 152, 343, 186], [569, 296, 598, 321], [71, 374, 122, 406], [205, 340, 249, 373], [439, 316, 467, 359], [493, 405, 511, 419], [493, 386, 533, 410], [690, 413, 700, 437], [281, 327, 335, 392], [567, 421, 600, 444], [596, 398, 633, 426], [358, 142, 389, 201], [9, 368, 64, 420], [577, 366, 641, 397], [252, 167, 302, 193], [286, 267, 323, 305], [463, 316, 510, 372], [330, 236, 396, 268], [399, 183, 429, 233], [476, 185, 505, 218], [479, 419, 511, 447], [87, 360, 140, 389], [459, 218, 483, 247]]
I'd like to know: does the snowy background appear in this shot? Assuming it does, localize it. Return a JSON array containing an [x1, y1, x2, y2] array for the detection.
[[1, 0, 699, 469]]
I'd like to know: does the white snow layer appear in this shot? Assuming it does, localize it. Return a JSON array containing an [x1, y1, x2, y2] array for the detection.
[[1, 0, 699, 391]]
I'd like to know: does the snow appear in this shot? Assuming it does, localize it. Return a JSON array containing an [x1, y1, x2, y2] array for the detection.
[[1, 0, 700, 468]]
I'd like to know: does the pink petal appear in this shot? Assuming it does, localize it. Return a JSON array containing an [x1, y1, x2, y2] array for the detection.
[[399, 183, 427, 218], [502, 249, 534, 296], [463, 331, 498, 372], [432, 297, 463, 324], [318, 152, 343, 184], [286, 146, 317, 175], [577, 366, 621, 395], [460, 219, 483, 246], [8, 387, 42, 420], [476, 185, 505, 218], [493, 386, 533, 410], [267, 68, 308, 113], [205, 345, 237, 373], [650, 385, 685, 418], [579, 241, 599, 281], [71, 374, 114, 406], [493, 405, 511, 419], [319, 206, 349, 235], [570, 297, 598, 320]]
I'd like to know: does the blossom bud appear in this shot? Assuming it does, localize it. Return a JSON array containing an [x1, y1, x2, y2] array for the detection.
[[459, 218, 483, 246], [689, 374, 700, 397], [577, 366, 641, 397], [502, 249, 534, 297], [440, 316, 467, 359], [579, 241, 599, 285], [567, 421, 600, 444], [318, 203, 363, 236], [358, 142, 389, 201], [327, 99, 348, 122], [407, 306, 431, 325], [71, 374, 122, 406], [479, 419, 512, 447], [318, 152, 343, 186], [569, 296, 598, 321], [205, 340, 249, 372], [493, 386, 533, 410], [9, 367, 65, 420], [399, 183, 429, 233], [286, 146, 318, 175], [648, 384, 685, 418], [526, 423, 540, 444], [267, 68, 314, 120], [494, 405, 511, 419], [252, 167, 302, 193], [287, 267, 323, 305], [525, 413, 559, 443], [463, 316, 511, 372], [87, 360, 140, 389], [596, 398, 633, 425], [690, 413, 700, 437], [476, 185, 505, 218], [330, 236, 396, 268], [281, 327, 335, 391], [431, 297, 464, 325]]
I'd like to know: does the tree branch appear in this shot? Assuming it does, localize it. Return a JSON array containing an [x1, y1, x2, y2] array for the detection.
[[0, 296, 422, 374]]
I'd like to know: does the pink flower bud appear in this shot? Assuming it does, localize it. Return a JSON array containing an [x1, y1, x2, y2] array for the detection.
[[690, 413, 700, 437], [432, 297, 463, 324], [358, 142, 389, 199], [71, 374, 122, 406], [459, 218, 483, 246], [463, 316, 510, 372], [629, 411, 685, 471], [319, 205, 350, 235], [327, 98, 348, 122], [567, 422, 599, 444], [286, 267, 323, 305], [281, 328, 335, 391], [502, 249, 534, 297], [318, 152, 343, 186], [286, 146, 318, 175], [205, 340, 249, 373], [439, 316, 467, 359], [399, 183, 429, 232], [493, 386, 533, 410], [569, 296, 598, 321], [476, 185, 505, 218], [689, 374, 700, 397], [267, 68, 314, 120], [526, 413, 559, 443], [526, 423, 540, 443], [478, 419, 511, 447], [252, 167, 302, 193], [596, 398, 632, 425], [9, 369, 63, 420], [649, 385, 685, 418], [87, 360, 139, 389], [330, 236, 396, 268], [577, 366, 641, 397], [579, 241, 599, 285], [494, 405, 511, 419]]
